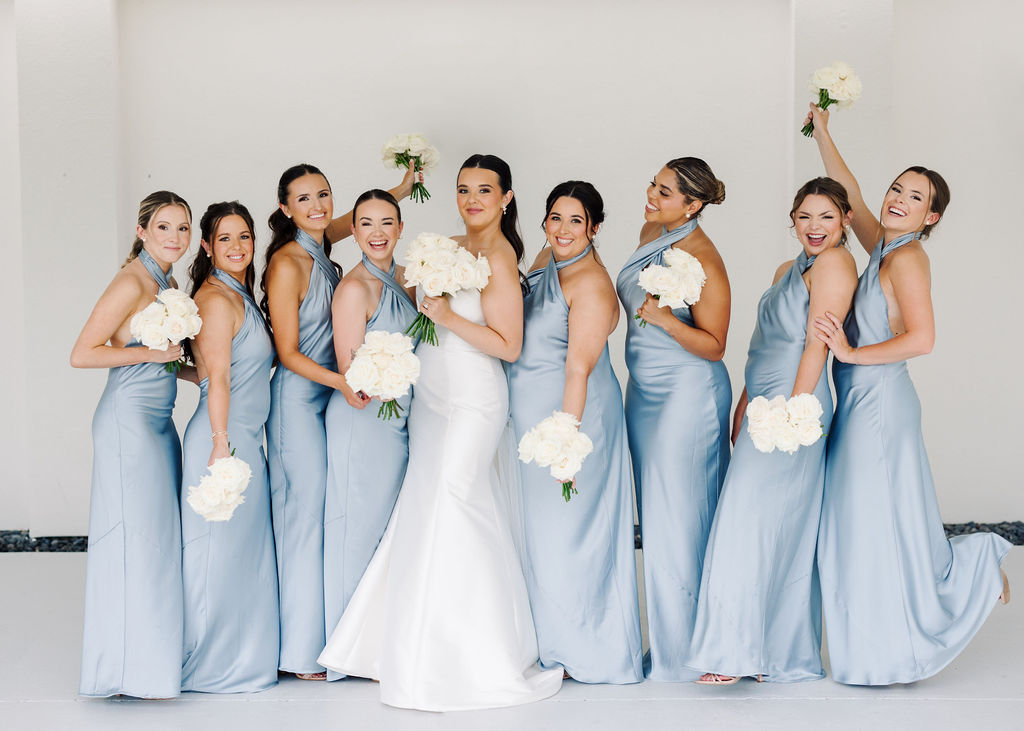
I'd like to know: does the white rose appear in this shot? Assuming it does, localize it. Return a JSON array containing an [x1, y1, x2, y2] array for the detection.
[[746, 396, 772, 428], [551, 456, 583, 482], [773, 421, 801, 455], [345, 357, 379, 395], [809, 65, 839, 92], [421, 270, 450, 297], [469, 255, 491, 290], [748, 425, 776, 454], [532, 438, 561, 467], [786, 393, 823, 422], [162, 314, 191, 344], [518, 430, 541, 462], [392, 351, 421, 383], [794, 418, 824, 447], [139, 320, 169, 350]]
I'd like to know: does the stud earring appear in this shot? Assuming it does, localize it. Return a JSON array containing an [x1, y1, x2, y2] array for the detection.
[[685, 213, 691, 219]]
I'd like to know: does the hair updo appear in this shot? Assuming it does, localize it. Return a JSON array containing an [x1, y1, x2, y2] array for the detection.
[[665, 157, 725, 216]]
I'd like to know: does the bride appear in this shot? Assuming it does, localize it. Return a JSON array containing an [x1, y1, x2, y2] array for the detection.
[[318, 154, 563, 711]]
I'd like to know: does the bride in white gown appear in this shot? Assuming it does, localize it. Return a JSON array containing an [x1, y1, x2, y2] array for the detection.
[[319, 154, 563, 711]]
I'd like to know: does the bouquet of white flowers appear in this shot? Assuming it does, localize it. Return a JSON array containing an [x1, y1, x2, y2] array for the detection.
[[517, 411, 595, 502], [801, 61, 862, 137], [185, 455, 252, 522], [635, 248, 706, 326], [403, 232, 491, 345], [746, 393, 825, 454], [129, 288, 203, 373], [382, 133, 440, 203], [344, 330, 421, 421]]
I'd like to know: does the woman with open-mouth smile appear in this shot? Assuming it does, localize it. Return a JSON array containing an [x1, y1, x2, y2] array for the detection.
[[320, 189, 418, 680], [615, 157, 732, 681], [806, 103, 1011, 686], [690, 177, 857, 685], [179, 202, 278, 693], [261, 163, 416, 681]]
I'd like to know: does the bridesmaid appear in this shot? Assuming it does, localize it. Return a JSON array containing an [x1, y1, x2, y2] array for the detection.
[[322, 189, 417, 681], [180, 202, 278, 693], [263, 163, 416, 678], [614, 158, 731, 681], [689, 177, 858, 684], [262, 163, 341, 679], [806, 104, 1011, 685], [508, 181, 643, 684], [71, 191, 193, 698]]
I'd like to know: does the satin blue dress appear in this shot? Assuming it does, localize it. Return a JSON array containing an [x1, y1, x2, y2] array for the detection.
[[688, 250, 830, 682], [818, 233, 1011, 685], [323, 256, 417, 681], [180, 270, 279, 693], [508, 246, 643, 684], [615, 221, 732, 681], [80, 249, 183, 698], [266, 229, 340, 673]]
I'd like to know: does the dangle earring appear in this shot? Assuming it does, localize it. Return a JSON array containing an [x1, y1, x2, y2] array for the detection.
[[501, 205, 508, 215]]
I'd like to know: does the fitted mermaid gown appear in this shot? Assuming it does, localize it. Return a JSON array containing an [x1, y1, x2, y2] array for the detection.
[[322, 257, 417, 681], [319, 287, 563, 711], [688, 249, 831, 682], [180, 270, 278, 693], [266, 229, 339, 674], [508, 246, 643, 684], [615, 221, 733, 681], [79, 249, 183, 698], [817, 233, 1011, 685]]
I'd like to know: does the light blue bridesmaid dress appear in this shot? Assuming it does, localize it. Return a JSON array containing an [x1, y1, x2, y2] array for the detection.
[[323, 256, 417, 681], [614, 221, 732, 681], [507, 246, 643, 684], [266, 229, 339, 673], [181, 270, 279, 693], [688, 249, 831, 683], [80, 249, 183, 698], [818, 233, 1011, 685]]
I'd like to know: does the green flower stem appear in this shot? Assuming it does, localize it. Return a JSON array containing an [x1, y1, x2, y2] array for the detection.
[[561, 481, 578, 502], [377, 399, 404, 421], [404, 313, 438, 346], [801, 88, 838, 137], [633, 314, 648, 328], [164, 357, 186, 374]]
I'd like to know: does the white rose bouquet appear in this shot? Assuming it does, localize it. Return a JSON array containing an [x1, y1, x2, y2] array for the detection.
[[129, 288, 203, 373], [382, 133, 440, 203], [185, 455, 252, 522], [635, 248, 706, 327], [746, 393, 825, 454], [801, 61, 863, 137], [517, 411, 595, 502], [403, 232, 491, 346], [344, 330, 421, 421]]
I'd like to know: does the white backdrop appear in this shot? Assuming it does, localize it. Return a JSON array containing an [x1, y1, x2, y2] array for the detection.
[[3, 0, 1021, 534]]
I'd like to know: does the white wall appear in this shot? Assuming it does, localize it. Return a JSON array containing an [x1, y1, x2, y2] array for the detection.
[[4, 0, 1020, 533]]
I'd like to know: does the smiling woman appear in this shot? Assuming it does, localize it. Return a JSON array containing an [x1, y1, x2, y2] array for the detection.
[[179, 201, 278, 693]]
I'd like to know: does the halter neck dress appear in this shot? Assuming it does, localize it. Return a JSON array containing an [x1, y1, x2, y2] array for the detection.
[[614, 221, 732, 680], [688, 250, 831, 682], [180, 270, 278, 692], [817, 233, 1011, 684], [79, 249, 184, 698], [266, 229, 339, 674], [323, 256, 418, 681], [508, 246, 643, 684]]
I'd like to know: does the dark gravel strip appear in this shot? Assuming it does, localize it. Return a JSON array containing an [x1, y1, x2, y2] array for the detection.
[[3, 525, 1022, 552]]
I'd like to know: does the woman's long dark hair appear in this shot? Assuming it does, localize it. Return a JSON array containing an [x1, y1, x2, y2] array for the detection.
[[459, 154, 528, 294], [184, 201, 258, 362], [260, 163, 340, 319]]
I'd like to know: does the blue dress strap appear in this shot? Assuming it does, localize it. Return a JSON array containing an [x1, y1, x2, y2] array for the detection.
[[212, 269, 260, 313], [880, 231, 922, 260], [360, 255, 415, 309], [296, 229, 341, 290], [138, 249, 172, 290], [622, 219, 699, 270], [553, 244, 594, 271]]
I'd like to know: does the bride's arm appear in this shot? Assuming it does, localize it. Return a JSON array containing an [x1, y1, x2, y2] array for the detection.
[[421, 245, 523, 362]]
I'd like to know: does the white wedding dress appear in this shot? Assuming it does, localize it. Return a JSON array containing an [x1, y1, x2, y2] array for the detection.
[[318, 288, 563, 711]]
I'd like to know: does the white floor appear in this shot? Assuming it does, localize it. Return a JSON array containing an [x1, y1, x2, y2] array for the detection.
[[1, 550, 1021, 731]]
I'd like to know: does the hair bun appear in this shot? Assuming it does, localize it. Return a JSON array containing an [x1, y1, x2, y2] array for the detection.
[[710, 179, 726, 206]]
